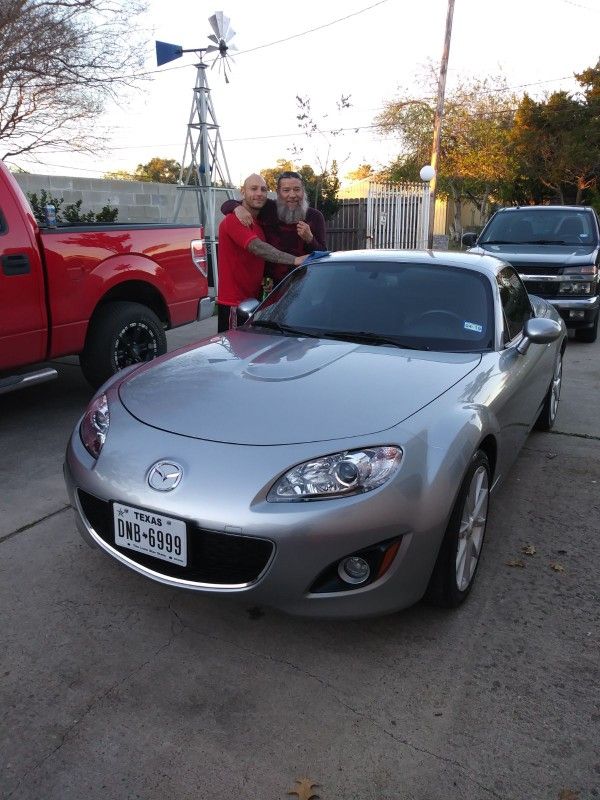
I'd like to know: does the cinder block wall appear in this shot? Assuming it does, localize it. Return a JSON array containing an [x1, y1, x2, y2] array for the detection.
[[12, 173, 239, 225]]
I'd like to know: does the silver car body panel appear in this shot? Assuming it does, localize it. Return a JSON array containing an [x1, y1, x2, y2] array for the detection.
[[65, 250, 567, 617]]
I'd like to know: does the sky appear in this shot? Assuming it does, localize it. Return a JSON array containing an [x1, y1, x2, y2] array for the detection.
[[13, 0, 600, 184]]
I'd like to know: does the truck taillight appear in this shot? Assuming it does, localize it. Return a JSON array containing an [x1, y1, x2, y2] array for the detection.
[[191, 239, 207, 277]]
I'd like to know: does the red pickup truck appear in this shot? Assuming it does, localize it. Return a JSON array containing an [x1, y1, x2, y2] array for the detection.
[[0, 162, 211, 393]]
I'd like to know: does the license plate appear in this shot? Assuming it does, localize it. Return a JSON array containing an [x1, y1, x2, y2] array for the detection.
[[112, 502, 187, 566]]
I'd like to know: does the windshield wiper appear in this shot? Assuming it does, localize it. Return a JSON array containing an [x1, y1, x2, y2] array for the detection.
[[316, 329, 429, 350], [250, 320, 320, 338], [480, 239, 512, 245]]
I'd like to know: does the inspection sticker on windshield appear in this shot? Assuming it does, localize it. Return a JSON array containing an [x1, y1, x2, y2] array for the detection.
[[464, 321, 483, 333]]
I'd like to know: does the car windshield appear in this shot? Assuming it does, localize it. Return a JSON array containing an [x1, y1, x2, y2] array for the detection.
[[479, 209, 597, 246], [248, 260, 495, 352]]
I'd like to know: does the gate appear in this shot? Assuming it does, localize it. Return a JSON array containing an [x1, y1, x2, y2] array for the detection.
[[366, 182, 430, 250]]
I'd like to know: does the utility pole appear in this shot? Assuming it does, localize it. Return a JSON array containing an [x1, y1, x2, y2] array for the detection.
[[428, 0, 455, 248]]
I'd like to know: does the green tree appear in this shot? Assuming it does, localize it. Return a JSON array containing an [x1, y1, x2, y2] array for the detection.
[[345, 164, 374, 181], [510, 63, 600, 204], [375, 73, 517, 237]]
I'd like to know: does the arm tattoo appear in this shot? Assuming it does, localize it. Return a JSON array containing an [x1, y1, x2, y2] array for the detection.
[[248, 238, 297, 265]]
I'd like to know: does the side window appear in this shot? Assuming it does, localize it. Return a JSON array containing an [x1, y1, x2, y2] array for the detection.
[[498, 267, 532, 342], [0, 210, 6, 235]]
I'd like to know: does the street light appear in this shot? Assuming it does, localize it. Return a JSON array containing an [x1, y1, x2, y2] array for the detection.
[[420, 165, 435, 249]]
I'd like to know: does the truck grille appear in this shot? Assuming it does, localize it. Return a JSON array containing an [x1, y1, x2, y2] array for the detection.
[[78, 490, 274, 585], [523, 280, 560, 298]]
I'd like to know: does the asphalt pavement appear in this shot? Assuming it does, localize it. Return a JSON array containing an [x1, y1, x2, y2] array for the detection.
[[1, 318, 598, 800]]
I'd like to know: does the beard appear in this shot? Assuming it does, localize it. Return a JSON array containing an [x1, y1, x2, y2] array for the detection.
[[276, 195, 309, 224]]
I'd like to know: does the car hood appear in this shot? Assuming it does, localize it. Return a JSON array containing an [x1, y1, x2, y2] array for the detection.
[[470, 243, 598, 268], [118, 331, 482, 445]]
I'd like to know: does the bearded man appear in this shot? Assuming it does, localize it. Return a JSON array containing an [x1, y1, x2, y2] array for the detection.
[[220, 170, 327, 284]]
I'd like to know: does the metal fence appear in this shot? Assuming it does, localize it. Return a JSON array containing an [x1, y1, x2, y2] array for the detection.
[[366, 182, 430, 250]]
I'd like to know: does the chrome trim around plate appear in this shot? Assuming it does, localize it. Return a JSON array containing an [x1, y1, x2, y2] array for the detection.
[[72, 487, 275, 592]]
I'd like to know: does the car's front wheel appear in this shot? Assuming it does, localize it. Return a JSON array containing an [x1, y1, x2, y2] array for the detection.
[[534, 350, 563, 431], [426, 450, 490, 608]]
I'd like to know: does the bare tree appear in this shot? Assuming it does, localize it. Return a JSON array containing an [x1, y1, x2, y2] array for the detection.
[[0, 0, 147, 161]]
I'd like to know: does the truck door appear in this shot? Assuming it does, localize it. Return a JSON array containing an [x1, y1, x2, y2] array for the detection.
[[0, 175, 48, 371]]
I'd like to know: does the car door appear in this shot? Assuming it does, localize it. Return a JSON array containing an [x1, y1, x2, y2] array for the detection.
[[494, 267, 555, 475], [0, 182, 48, 370]]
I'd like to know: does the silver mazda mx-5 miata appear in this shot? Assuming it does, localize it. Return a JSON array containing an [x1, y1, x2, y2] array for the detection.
[[64, 250, 566, 617]]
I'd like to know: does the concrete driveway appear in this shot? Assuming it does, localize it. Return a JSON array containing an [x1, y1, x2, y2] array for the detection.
[[1, 319, 598, 800]]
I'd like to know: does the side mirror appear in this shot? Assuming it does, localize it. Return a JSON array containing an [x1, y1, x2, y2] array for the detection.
[[517, 317, 562, 354], [237, 298, 260, 322], [461, 232, 477, 248]]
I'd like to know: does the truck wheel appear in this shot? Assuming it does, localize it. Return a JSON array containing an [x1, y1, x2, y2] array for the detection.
[[80, 301, 167, 389], [574, 313, 598, 343], [425, 450, 490, 608]]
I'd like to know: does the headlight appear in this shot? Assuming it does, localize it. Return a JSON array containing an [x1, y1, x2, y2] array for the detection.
[[268, 446, 403, 502], [80, 393, 110, 458], [559, 282, 592, 295]]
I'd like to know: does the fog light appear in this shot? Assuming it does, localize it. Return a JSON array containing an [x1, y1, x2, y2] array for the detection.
[[569, 310, 585, 319], [338, 556, 371, 585]]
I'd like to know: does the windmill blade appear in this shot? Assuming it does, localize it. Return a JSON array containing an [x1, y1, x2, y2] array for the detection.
[[208, 34, 219, 44], [209, 12, 231, 41], [205, 45, 220, 53], [227, 43, 239, 52], [223, 26, 236, 42]]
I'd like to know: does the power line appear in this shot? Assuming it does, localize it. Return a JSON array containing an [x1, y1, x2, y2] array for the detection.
[[235, 0, 391, 55]]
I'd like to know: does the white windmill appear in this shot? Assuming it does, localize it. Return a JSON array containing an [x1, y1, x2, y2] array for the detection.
[[155, 12, 237, 293]]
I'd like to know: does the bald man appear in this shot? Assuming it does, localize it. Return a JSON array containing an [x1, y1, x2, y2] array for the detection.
[[216, 173, 307, 332]]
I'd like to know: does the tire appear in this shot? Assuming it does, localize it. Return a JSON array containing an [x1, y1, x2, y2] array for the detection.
[[574, 312, 598, 343], [534, 350, 563, 431], [425, 450, 491, 608], [80, 301, 166, 389]]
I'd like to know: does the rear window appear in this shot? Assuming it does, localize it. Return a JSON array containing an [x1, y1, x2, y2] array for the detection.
[[251, 260, 495, 352], [480, 209, 597, 246]]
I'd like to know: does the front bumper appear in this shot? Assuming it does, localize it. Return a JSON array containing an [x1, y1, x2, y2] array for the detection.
[[63, 408, 450, 618], [548, 296, 599, 328]]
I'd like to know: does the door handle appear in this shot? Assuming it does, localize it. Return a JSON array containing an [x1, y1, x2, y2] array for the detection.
[[2, 254, 31, 275]]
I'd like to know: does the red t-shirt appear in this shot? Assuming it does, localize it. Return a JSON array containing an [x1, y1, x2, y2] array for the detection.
[[217, 213, 266, 306]]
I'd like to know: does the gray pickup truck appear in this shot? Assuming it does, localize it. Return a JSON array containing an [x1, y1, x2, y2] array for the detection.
[[463, 205, 600, 342]]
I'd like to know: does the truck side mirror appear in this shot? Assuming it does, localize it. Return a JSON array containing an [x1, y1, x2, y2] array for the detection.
[[461, 232, 477, 248]]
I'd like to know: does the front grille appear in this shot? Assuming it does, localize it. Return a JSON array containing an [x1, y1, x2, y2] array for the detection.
[[517, 265, 565, 275], [523, 280, 560, 297], [78, 490, 274, 585]]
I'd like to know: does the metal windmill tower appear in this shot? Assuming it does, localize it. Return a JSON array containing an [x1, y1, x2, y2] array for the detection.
[[155, 12, 236, 292]]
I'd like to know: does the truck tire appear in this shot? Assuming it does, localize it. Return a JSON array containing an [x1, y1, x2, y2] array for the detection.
[[80, 301, 167, 389], [574, 312, 598, 343]]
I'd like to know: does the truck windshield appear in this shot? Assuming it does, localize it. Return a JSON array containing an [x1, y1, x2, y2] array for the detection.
[[480, 209, 597, 246]]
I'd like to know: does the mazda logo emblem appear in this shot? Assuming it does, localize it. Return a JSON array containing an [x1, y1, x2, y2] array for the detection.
[[147, 461, 183, 491]]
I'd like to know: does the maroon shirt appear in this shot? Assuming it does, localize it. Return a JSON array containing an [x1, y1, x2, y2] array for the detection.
[[221, 198, 327, 284]]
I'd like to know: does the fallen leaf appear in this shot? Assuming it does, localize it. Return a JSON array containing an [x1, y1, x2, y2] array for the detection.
[[549, 562, 565, 572], [545, 452, 558, 460], [522, 544, 536, 556], [558, 790, 579, 800], [288, 778, 320, 800], [506, 559, 526, 568]]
